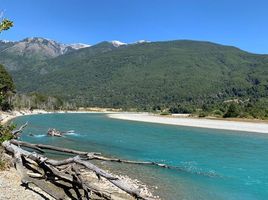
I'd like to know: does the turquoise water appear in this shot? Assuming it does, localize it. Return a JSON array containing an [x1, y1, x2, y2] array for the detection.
[[12, 113, 268, 200]]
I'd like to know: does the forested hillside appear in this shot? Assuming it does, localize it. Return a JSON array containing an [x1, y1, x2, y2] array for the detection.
[[1, 39, 268, 118], [0, 64, 14, 111]]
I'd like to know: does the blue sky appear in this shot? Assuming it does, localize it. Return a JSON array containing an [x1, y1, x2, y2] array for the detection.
[[0, 0, 267, 53]]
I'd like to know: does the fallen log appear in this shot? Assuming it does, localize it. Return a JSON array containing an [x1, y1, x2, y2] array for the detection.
[[21, 177, 68, 200], [2, 141, 157, 200], [72, 164, 115, 200], [10, 139, 170, 169], [90, 155, 169, 168], [10, 139, 100, 156], [46, 156, 155, 200], [10, 140, 44, 153], [3, 141, 64, 199], [12, 122, 28, 138]]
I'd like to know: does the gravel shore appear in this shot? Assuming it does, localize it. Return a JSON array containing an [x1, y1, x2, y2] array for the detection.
[[108, 113, 268, 133], [0, 167, 54, 200]]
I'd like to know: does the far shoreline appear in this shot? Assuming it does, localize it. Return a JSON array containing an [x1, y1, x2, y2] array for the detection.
[[0, 109, 117, 125], [107, 112, 268, 134], [2, 109, 268, 134]]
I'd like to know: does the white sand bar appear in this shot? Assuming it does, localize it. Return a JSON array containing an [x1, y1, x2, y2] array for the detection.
[[108, 113, 268, 134]]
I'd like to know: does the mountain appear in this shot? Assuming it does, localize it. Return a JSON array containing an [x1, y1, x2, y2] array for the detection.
[[0, 37, 90, 71], [1, 38, 268, 116], [3, 37, 69, 58]]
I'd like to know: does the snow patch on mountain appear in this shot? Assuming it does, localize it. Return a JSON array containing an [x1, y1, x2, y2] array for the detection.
[[0, 40, 13, 43], [110, 40, 127, 47], [134, 40, 151, 44], [68, 43, 91, 50]]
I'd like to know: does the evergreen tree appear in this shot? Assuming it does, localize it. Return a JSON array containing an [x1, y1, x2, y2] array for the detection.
[[223, 103, 240, 118]]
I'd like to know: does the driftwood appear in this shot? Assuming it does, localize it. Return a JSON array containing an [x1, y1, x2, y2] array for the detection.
[[90, 155, 169, 168], [47, 129, 75, 137], [10, 139, 169, 168], [11, 122, 28, 138], [3, 140, 158, 200], [10, 139, 100, 156], [47, 129, 63, 137], [10, 139, 45, 153]]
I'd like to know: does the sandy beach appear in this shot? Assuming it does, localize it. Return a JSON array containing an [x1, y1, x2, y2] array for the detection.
[[0, 109, 117, 125], [108, 113, 268, 134], [0, 109, 53, 125]]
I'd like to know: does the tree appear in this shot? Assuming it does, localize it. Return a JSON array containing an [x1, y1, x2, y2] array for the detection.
[[0, 19, 13, 32], [0, 14, 14, 110], [169, 104, 192, 114], [0, 64, 15, 111], [0, 11, 13, 33], [223, 103, 240, 118]]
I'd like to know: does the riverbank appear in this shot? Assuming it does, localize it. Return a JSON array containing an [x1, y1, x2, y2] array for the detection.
[[3, 109, 268, 134], [0, 110, 156, 200], [108, 113, 268, 133], [0, 167, 54, 200], [3, 109, 268, 133], [0, 110, 53, 199], [0, 109, 117, 125], [0, 109, 51, 125], [11, 112, 268, 199], [0, 155, 153, 200]]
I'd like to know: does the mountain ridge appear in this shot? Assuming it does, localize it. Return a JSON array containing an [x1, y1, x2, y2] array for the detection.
[[1, 37, 268, 117]]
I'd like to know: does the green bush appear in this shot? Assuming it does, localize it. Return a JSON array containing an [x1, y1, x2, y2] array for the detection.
[[223, 103, 240, 118], [198, 112, 208, 118], [169, 104, 192, 114], [0, 124, 15, 144], [212, 109, 223, 116]]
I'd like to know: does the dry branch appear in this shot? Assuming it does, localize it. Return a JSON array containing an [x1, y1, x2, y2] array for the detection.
[[90, 155, 169, 168], [11, 140, 44, 153], [3, 141, 64, 199], [2, 141, 157, 200], [12, 122, 28, 138], [72, 164, 113, 199], [11, 139, 170, 169], [10, 139, 100, 156]]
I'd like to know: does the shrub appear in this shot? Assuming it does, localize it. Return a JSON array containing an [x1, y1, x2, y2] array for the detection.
[[0, 124, 15, 144], [0, 158, 8, 171], [198, 112, 207, 118], [169, 105, 192, 114], [212, 109, 223, 116], [223, 103, 240, 118]]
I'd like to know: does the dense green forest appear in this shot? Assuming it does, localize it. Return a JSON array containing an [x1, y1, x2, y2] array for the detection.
[[0, 64, 14, 111], [0, 64, 68, 111], [1, 39, 268, 118]]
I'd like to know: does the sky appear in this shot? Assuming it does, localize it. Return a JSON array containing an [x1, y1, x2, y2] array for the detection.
[[0, 0, 267, 54]]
